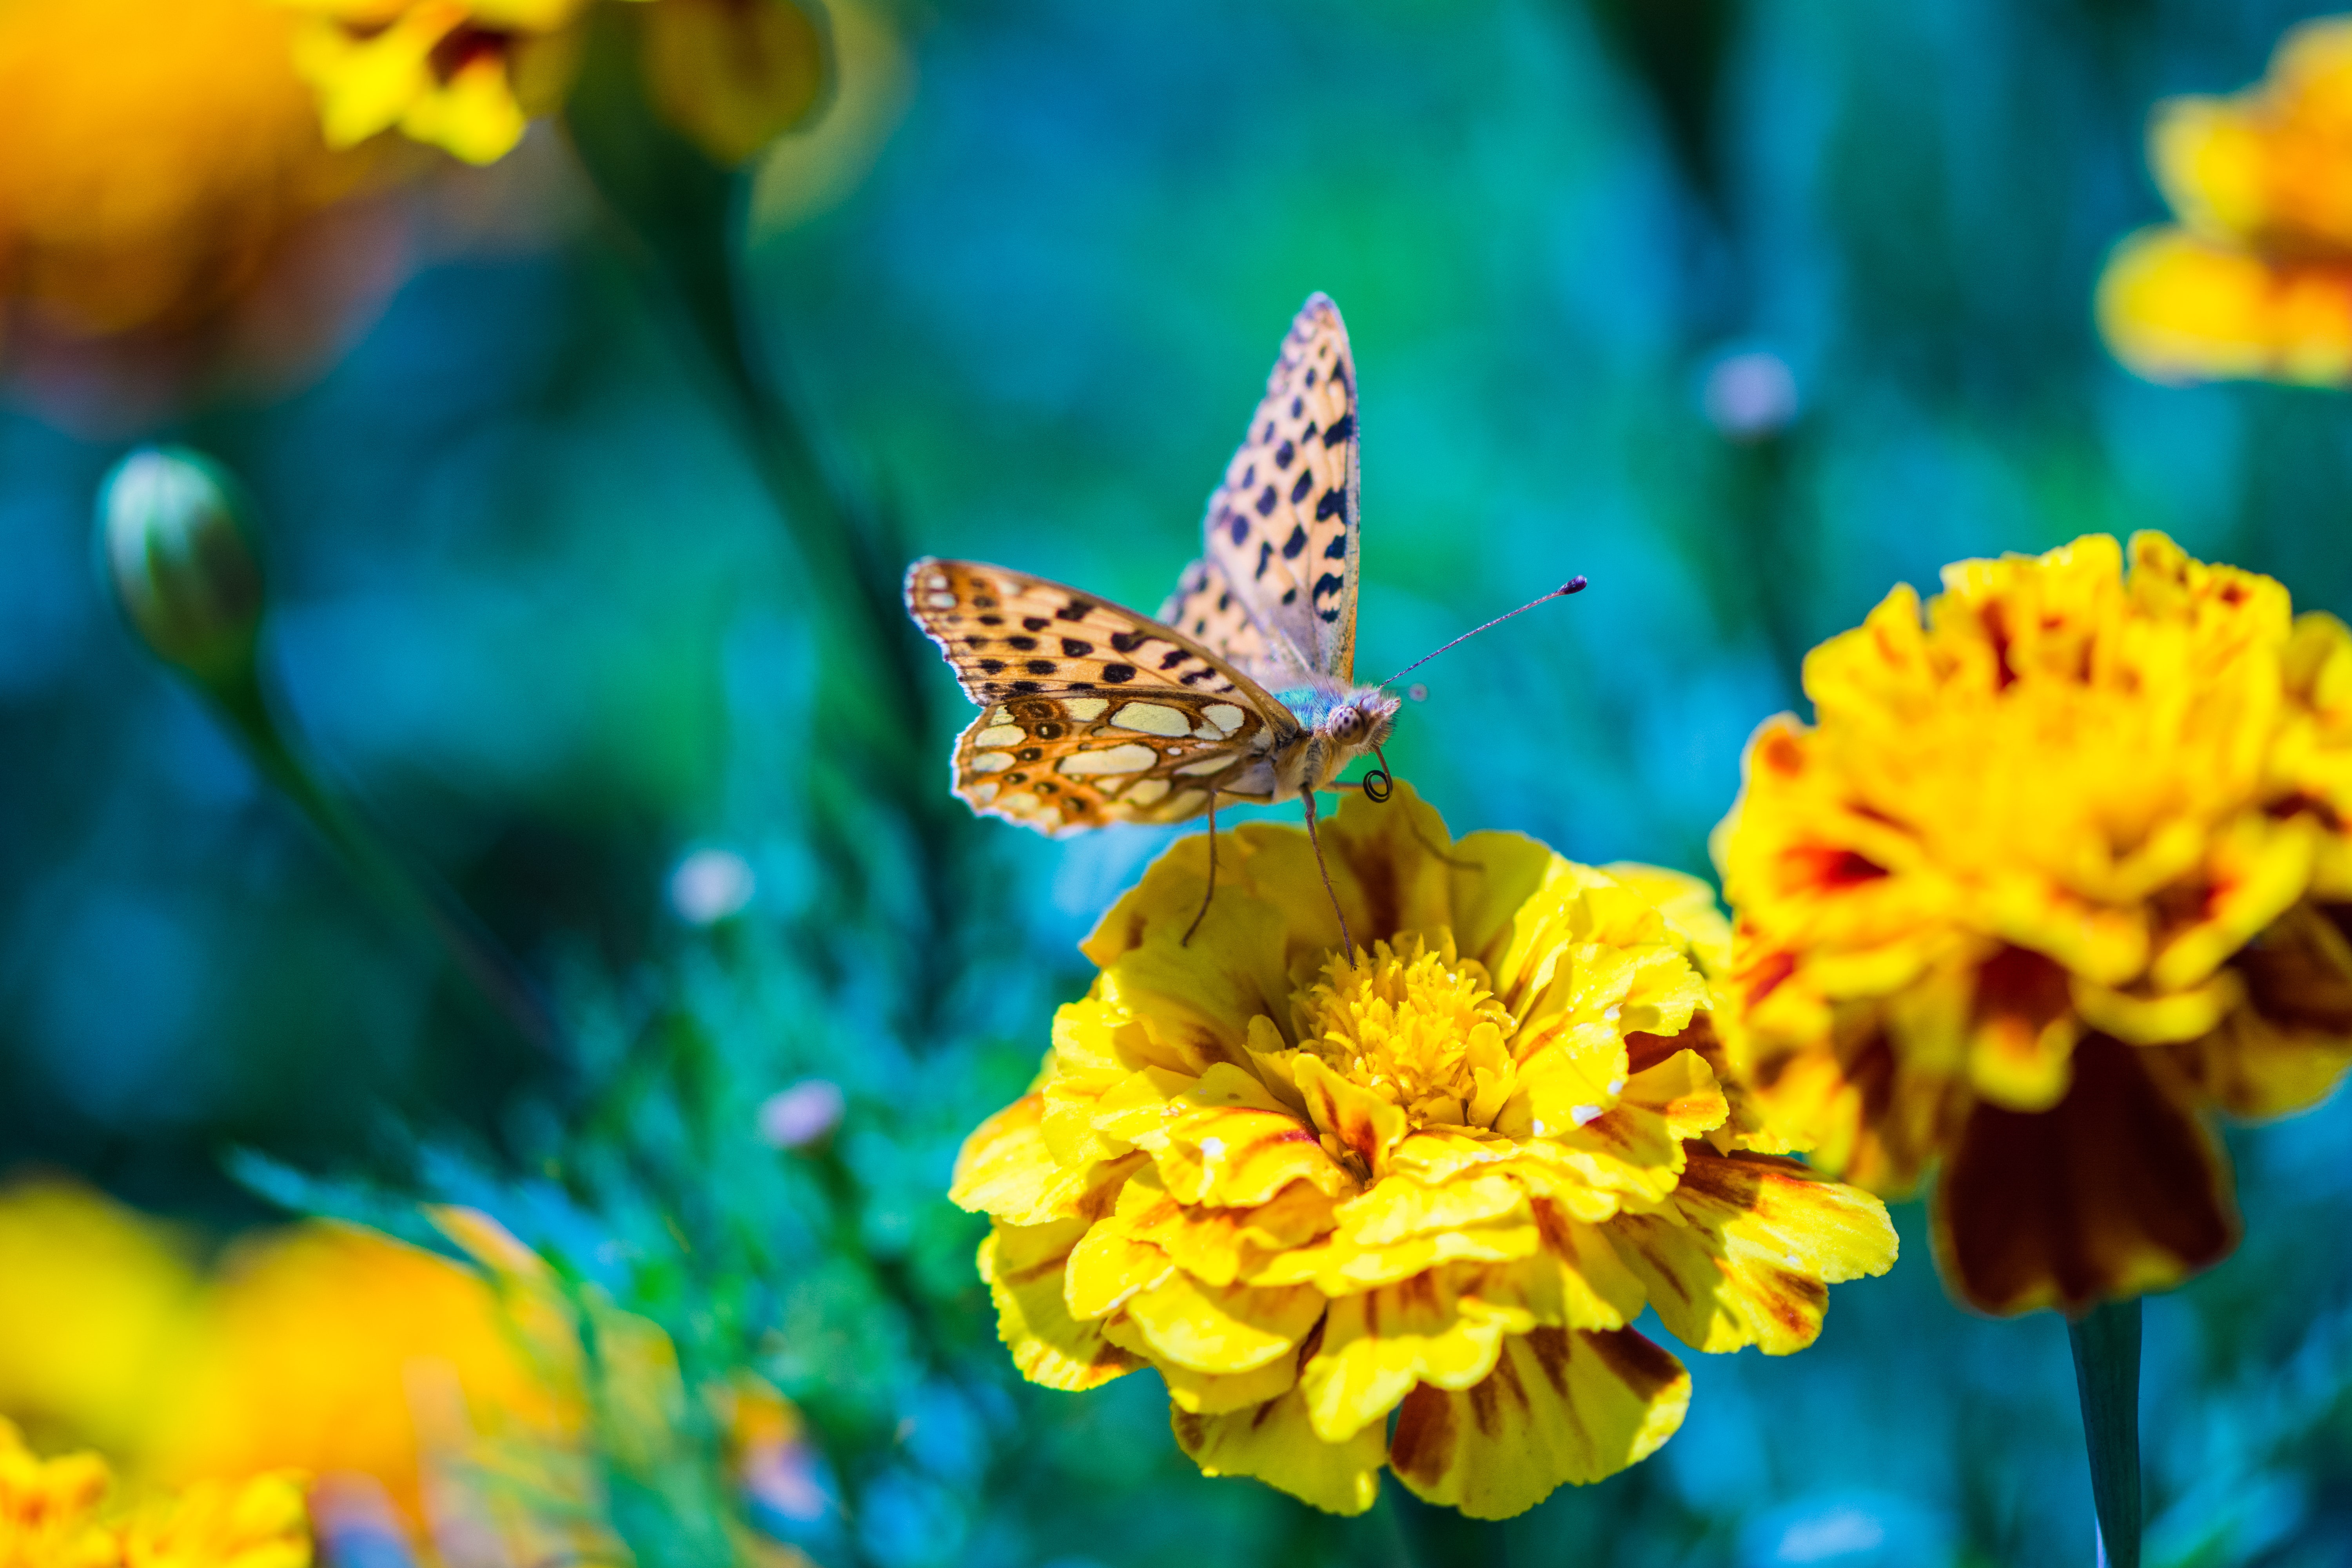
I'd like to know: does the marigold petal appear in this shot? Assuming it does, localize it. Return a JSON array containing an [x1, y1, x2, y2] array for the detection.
[[1609, 1151, 1896, 1355], [1171, 1385, 1385, 1517], [979, 1223, 1141, 1391], [951, 1093, 1143, 1224], [1063, 1226, 1174, 1321], [1289, 1054, 1409, 1174], [1387, 1327, 1690, 1519], [1519, 1199, 1648, 1330], [1146, 1345, 1300, 1416], [1122, 1273, 1325, 1375], [2176, 900, 2352, 1114], [1300, 1268, 1531, 1443], [1934, 1034, 2236, 1314]]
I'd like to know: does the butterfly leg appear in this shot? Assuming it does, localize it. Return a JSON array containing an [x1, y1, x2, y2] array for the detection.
[[1181, 793, 1219, 947], [1299, 787, 1355, 956]]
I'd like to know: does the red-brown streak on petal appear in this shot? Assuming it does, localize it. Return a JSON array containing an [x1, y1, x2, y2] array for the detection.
[[1524, 1323, 1572, 1392], [1388, 1384, 1457, 1482], [1758, 730, 1806, 778], [1740, 950, 1798, 1009], [2265, 792, 2345, 831], [1777, 845, 1891, 895], [1583, 1326, 1685, 1399], [2238, 903, 2352, 1033], [1001, 1252, 1074, 1289], [1972, 945, 2073, 1036], [1624, 1030, 1686, 1075], [1936, 1032, 2236, 1315], [428, 25, 516, 84], [1980, 601, 2017, 690]]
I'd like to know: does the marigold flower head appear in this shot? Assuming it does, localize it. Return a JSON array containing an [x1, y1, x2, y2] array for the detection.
[[1716, 532, 2352, 1316], [2099, 15, 2352, 384], [952, 785, 1895, 1520], [0, 1419, 307, 1568], [0, 0, 381, 359]]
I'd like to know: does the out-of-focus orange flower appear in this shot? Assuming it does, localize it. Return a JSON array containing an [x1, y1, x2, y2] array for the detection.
[[0, 0, 379, 347], [0, 1417, 309, 1568], [1715, 534, 2352, 1316], [145, 1219, 580, 1530], [2100, 16, 2352, 384]]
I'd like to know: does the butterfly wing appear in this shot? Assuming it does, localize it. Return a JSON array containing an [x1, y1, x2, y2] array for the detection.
[[906, 558, 1298, 835], [1188, 293, 1362, 684]]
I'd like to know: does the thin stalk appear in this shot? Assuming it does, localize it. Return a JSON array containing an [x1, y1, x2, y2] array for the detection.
[[2067, 1296, 2143, 1568], [206, 660, 570, 1071]]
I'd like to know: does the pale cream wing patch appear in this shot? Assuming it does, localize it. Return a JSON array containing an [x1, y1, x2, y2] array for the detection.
[[951, 691, 1273, 837], [1198, 293, 1362, 683]]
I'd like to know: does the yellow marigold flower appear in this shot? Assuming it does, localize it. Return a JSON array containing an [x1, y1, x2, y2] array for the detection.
[[1715, 532, 2352, 1317], [0, 0, 378, 352], [283, 0, 596, 165], [285, 0, 829, 167], [0, 1419, 307, 1568], [952, 785, 1896, 1521], [2099, 15, 2352, 384]]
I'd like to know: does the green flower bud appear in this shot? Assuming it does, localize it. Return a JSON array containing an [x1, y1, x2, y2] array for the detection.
[[99, 447, 265, 688]]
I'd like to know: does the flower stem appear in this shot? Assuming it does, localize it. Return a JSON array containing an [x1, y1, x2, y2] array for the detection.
[[2067, 1296, 2143, 1568], [196, 658, 572, 1071], [1389, 1489, 1509, 1568]]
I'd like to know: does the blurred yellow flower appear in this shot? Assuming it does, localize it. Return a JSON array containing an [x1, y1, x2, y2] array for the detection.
[[0, 1418, 307, 1568], [1715, 532, 2352, 1316], [147, 1217, 580, 1530], [2100, 16, 2352, 384], [952, 785, 1895, 1521], [0, 0, 377, 352], [284, 0, 596, 165], [285, 0, 829, 167]]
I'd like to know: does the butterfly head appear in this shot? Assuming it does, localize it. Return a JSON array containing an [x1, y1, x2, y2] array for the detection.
[[1321, 686, 1401, 753]]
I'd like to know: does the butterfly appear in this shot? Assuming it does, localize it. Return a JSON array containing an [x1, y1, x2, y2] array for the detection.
[[906, 294, 1581, 947]]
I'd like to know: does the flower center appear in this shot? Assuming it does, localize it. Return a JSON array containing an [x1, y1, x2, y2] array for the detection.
[[1292, 933, 1517, 1128]]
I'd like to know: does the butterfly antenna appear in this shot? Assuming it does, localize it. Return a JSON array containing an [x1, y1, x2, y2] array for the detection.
[[1376, 577, 1588, 689]]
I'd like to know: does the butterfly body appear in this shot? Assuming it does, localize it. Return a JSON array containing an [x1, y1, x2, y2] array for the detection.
[[906, 294, 1391, 839]]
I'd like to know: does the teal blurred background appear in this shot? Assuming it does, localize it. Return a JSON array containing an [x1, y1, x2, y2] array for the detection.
[[7, 1, 2352, 1564]]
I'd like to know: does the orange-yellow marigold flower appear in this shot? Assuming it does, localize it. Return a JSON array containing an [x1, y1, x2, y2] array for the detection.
[[1715, 532, 2352, 1317], [0, 1419, 307, 1568], [2100, 15, 2352, 384], [951, 785, 1896, 1521]]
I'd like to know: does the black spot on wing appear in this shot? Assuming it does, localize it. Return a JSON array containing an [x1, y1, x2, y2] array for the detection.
[[1275, 440, 1295, 468], [979, 659, 1005, 674], [1102, 664, 1137, 684], [1324, 413, 1355, 446], [1110, 631, 1147, 653], [1290, 472, 1312, 504], [1228, 514, 1249, 546], [1256, 486, 1277, 517], [1023, 617, 1050, 631], [1314, 572, 1345, 603], [1025, 659, 1056, 675], [1323, 534, 1346, 559], [1255, 541, 1272, 579], [1281, 525, 1307, 560], [1056, 599, 1095, 622], [1007, 635, 1037, 651], [1316, 487, 1347, 521], [1159, 650, 1189, 670], [1061, 638, 1093, 656]]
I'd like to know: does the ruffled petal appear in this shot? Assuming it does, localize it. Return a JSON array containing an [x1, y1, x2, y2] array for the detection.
[[1298, 1267, 1531, 1443], [1171, 1383, 1385, 1517], [979, 1223, 1142, 1391], [1935, 1033, 2237, 1314], [1387, 1327, 1690, 1519], [950, 1093, 1143, 1223], [1122, 1272, 1326, 1375], [1609, 1151, 1896, 1354]]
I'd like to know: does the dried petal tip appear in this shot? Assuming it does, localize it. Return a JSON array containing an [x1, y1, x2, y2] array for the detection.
[[99, 447, 264, 688], [1561, 577, 1588, 595]]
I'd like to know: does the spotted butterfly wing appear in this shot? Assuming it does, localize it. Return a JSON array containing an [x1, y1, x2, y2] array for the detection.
[[905, 559, 1297, 836], [1165, 294, 1361, 686]]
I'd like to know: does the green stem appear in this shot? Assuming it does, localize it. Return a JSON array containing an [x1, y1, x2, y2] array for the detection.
[[2067, 1296, 2143, 1568], [1389, 1488, 1509, 1568], [206, 659, 571, 1071]]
